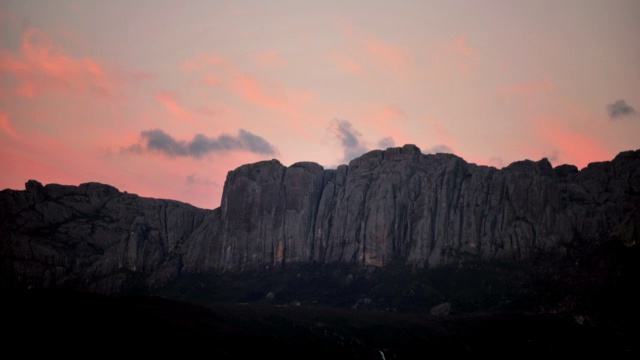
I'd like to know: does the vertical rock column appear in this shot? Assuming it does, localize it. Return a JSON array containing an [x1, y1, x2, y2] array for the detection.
[[219, 160, 286, 271]]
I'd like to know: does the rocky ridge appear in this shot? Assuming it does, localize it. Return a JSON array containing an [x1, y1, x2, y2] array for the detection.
[[1, 145, 639, 294]]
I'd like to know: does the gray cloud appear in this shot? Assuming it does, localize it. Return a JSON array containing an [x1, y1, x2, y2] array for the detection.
[[607, 99, 636, 119], [238, 129, 276, 154], [543, 150, 559, 163], [488, 157, 504, 168], [425, 144, 453, 154], [333, 119, 368, 161], [378, 136, 395, 148], [143, 129, 189, 156], [130, 128, 277, 158], [186, 174, 220, 186]]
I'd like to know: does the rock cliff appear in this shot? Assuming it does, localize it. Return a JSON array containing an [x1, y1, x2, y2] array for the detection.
[[1, 145, 639, 293]]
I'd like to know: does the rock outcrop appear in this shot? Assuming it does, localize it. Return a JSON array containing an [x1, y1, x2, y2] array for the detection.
[[0, 181, 218, 293], [214, 145, 639, 270], [1, 145, 639, 293]]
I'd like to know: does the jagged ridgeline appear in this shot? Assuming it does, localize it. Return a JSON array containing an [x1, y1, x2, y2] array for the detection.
[[1, 145, 639, 296]]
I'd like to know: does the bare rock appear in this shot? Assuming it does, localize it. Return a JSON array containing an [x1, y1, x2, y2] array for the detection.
[[2, 147, 639, 294], [430, 302, 452, 316]]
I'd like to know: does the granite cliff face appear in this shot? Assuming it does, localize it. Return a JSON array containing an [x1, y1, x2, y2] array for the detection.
[[0, 180, 221, 293], [214, 145, 639, 271], [1, 145, 639, 293]]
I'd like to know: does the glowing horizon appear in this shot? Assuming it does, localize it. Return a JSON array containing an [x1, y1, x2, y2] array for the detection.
[[1, 1, 639, 209]]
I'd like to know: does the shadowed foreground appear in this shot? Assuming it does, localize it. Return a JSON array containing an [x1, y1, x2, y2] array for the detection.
[[3, 239, 639, 358], [2, 288, 635, 358]]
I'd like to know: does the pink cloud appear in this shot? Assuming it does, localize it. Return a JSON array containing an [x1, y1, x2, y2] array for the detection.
[[128, 71, 156, 82], [180, 53, 227, 72], [202, 76, 221, 86], [430, 34, 478, 80], [329, 51, 362, 74], [182, 53, 289, 110], [182, 52, 304, 110], [366, 37, 413, 76], [228, 77, 310, 141], [0, 28, 243, 209], [288, 89, 315, 105], [180, 51, 316, 141], [1, 130, 98, 190], [364, 105, 410, 145], [254, 50, 286, 67], [155, 91, 196, 124], [440, 35, 477, 59], [0, 27, 120, 98], [229, 72, 311, 120], [429, 117, 455, 150], [535, 121, 609, 169], [231, 74, 283, 109], [1, 126, 240, 208], [377, 105, 407, 123], [333, 24, 415, 82], [0, 112, 18, 138], [0, 150, 82, 190], [196, 105, 225, 117], [122, 151, 269, 208]]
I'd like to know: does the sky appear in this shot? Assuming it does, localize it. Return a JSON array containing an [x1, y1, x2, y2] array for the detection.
[[1, 0, 639, 209]]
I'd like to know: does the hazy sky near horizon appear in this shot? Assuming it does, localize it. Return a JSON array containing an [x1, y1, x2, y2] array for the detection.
[[1, 0, 639, 209]]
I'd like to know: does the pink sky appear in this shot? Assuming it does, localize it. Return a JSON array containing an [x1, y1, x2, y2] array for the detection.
[[1, 0, 639, 209]]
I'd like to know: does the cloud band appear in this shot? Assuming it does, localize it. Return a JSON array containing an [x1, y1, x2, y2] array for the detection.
[[129, 128, 277, 157]]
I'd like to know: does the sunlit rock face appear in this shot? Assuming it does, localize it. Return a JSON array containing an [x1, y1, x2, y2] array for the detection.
[[218, 145, 639, 270], [1, 146, 639, 293], [217, 159, 325, 271]]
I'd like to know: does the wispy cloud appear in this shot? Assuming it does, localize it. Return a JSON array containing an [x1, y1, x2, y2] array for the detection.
[[231, 73, 284, 110], [378, 136, 395, 148], [542, 149, 559, 163], [186, 174, 220, 187], [0, 112, 18, 138], [181, 53, 227, 73], [182, 52, 305, 116], [328, 51, 362, 74], [155, 91, 196, 123], [488, 156, 504, 168], [332, 119, 368, 162], [332, 23, 415, 82], [201, 76, 221, 86], [607, 99, 636, 119], [126, 128, 277, 158], [425, 144, 453, 154], [430, 34, 478, 80], [440, 35, 477, 59], [253, 50, 286, 67], [535, 122, 608, 169], [366, 37, 413, 77], [0, 27, 120, 98]]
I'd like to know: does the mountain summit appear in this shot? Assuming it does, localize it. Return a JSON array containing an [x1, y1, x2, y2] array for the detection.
[[1, 145, 639, 293]]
